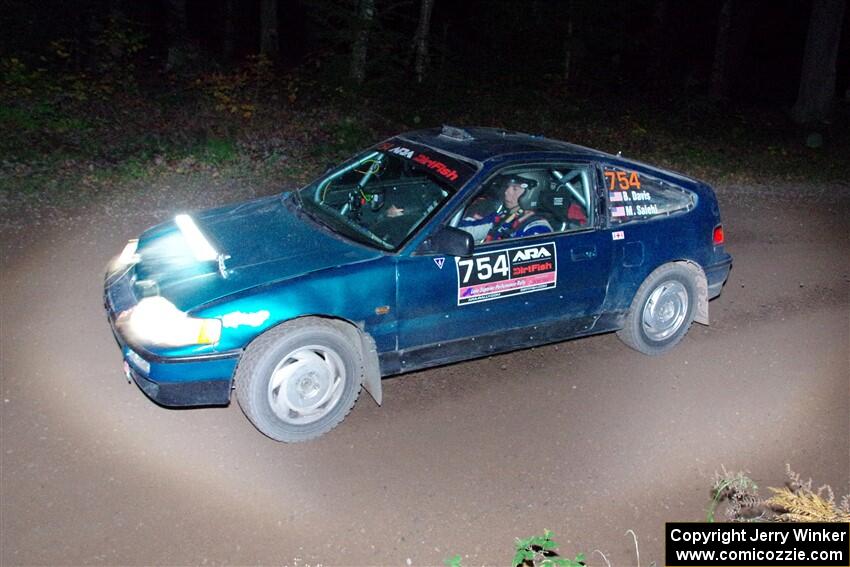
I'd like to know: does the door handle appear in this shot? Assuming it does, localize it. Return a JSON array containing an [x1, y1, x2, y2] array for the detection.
[[571, 246, 597, 261]]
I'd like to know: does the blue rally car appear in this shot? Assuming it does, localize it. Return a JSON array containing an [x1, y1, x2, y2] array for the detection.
[[104, 126, 732, 442]]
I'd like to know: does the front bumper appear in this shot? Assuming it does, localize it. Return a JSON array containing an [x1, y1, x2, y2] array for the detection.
[[123, 359, 233, 407], [117, 342, 239, 406], [104, 271, 240, 407]]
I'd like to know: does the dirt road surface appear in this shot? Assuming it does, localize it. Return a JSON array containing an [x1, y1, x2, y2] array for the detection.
[[2, 180, 848, 566]]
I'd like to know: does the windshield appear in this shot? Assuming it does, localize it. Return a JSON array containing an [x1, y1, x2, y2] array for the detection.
[[297, 140, 474, 250]]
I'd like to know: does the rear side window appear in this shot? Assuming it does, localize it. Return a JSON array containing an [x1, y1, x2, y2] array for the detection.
[[603, 166, 696, 224]]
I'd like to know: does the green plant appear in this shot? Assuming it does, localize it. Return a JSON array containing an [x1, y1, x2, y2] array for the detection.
[[443, 530, 585, 567], [513, 530, 585, 567], [200, 138, 237, 165], [708, 467, 759, 522]]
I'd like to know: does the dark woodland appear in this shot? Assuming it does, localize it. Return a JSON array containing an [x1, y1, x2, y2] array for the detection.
[[2, 3, 849, 565], [1, 0, 848, 199]]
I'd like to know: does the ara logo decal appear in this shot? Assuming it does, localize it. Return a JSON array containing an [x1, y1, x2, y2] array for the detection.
[[433, 257, 445, 269], [512, 247, 552, 262], [388, 146, 415, 159]]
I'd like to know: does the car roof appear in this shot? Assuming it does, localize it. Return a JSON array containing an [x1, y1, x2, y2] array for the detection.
[[397, 126, 703, 188], [398, 126, 610, 164]]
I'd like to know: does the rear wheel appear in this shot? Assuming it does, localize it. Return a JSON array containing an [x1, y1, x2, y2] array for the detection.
[[617, 263, 697, 355], [235, 318, 363, 442]]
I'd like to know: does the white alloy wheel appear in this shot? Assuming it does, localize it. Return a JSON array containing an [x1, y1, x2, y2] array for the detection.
[[267, 345, 347, 425], [235, 318, 363, 442]]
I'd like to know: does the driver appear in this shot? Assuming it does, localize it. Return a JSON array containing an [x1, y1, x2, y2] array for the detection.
[[459, 175, 552, 242]]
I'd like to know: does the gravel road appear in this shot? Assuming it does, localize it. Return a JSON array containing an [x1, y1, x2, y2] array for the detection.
[[1, 178, 848, 566]]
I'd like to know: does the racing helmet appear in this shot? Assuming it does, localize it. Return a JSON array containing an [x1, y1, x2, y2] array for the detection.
[[493, 173, 541, 209], [494, 174, 538, 194]]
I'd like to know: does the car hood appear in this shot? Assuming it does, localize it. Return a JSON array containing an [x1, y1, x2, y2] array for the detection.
[[132, 194, 382, 311]]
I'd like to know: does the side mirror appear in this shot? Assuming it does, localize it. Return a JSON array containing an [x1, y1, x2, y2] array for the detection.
[[418, 226, 474, 257]]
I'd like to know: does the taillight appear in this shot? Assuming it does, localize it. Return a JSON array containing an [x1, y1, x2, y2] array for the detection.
[[712, 225, 725, 245]]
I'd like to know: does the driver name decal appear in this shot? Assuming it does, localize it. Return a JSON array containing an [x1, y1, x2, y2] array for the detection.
[[456, 242, 557, 305]]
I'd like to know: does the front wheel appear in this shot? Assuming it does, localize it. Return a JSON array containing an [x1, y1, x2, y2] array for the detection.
[[235, 318, 363, 442], [617, 263, 697, 355]]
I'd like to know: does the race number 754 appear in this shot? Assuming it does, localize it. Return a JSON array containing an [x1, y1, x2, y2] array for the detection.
[[458, 253, 510, 284]]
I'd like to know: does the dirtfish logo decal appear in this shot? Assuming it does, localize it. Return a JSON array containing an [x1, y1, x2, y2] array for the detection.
[[512, 247, 552, 262]]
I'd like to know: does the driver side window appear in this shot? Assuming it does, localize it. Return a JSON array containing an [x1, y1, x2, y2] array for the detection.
[[455, 164, 594, 244]]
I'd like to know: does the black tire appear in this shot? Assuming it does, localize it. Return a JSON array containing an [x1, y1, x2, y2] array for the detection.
[[617, 263, 697, 355], [235, 318, 363, 442]]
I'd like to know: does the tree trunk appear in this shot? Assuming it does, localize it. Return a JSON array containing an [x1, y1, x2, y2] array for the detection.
[[564, 16, 574, 82], [223, 0, 237, 63], [164, 0, 189, 71], [791, 0, 847, 124], [166, 0, 188, 38], [413, 0, 435, 83], [350, 0, 376, 84], [710, 0, 733, 101], [260, 0, 279, 61], [647, 0, 669, 80]]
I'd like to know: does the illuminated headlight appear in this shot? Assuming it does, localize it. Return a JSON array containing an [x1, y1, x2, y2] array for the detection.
[[117, 296, 221, 347], [106, 239, 139, 276]]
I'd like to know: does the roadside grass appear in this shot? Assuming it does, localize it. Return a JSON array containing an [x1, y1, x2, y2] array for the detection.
[[442, 468, 849, 566]]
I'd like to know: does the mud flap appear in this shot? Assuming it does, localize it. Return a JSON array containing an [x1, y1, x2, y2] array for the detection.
[[329, 318, 383, 406], [680, 261, 709, 325], [359, 332, 382, 405]]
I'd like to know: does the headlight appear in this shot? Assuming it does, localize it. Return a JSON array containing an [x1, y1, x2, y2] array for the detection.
[[117, 296, 222, 347]]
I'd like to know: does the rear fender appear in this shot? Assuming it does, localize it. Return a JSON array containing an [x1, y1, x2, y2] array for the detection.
[[677, 260, 709, 325]]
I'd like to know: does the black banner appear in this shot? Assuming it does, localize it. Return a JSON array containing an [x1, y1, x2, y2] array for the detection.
[[666, 523, 849, 566]]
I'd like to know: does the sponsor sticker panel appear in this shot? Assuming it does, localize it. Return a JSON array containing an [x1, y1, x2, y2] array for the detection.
[[456, 242, 557, 305]]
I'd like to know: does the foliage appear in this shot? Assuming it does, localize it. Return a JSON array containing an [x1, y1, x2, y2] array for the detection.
[[767, 466, 850, 523], [513, 530, 585, 567], [708, 466, 759, 522], [444, 531, 585, 567], [199, 138, 237, 165], [309, 116, 376, 160], [196, 55, 274, 119], [1, 57, 45, 98], [709, 465, 850, 523], [90, 12, 147, 76]]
